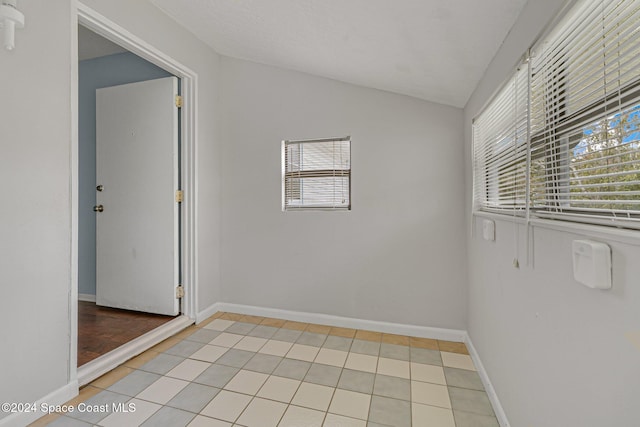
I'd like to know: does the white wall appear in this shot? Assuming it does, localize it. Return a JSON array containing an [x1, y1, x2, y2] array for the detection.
[[464, 1, 640, 426], [219, 57, 467, 329], [80, 0, 224, 312], [0, 1, 223, 422], [0, 0, 75, 422]]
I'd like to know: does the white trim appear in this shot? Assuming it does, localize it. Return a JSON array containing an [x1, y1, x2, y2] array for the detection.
[[78, 293, 96, 302], [77, 315, 193, 386], [196, 302, 223, 324], [473, 210, 528, 225], [216, 303, 467, 342], [465, 335, 510, 427], [69, 0, 79, 387], [182, 69, 198, 320], [171, 75, 180, 315], [77, 3, 196, 78], [529, 217, 640, 246], [0, 381, 78, 427], [474, 211, 640, 246], [76, 1, 198, 320]]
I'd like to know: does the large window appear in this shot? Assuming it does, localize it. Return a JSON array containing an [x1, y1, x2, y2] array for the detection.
[[474, 0, 640, 230], [282, 137, 351, 210]]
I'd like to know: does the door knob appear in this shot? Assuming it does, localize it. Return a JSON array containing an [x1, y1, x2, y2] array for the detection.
[[93, 205, 104, 212]]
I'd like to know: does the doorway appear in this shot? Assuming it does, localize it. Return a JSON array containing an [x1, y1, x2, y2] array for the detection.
[[78, 25, 180, 364], [75, 5, 198, 386]]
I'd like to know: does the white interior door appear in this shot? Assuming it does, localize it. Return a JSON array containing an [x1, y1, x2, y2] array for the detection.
[[96, 76, 179, 316]]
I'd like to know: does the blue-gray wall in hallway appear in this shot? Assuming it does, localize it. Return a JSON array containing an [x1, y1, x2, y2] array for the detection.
[[79, 52, 172, 296]]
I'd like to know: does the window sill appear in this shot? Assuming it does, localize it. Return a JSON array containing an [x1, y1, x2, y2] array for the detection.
[[472, 210, 527, 225], [473, 211, 640, 246], [528, 218, 640, 247], [283, 208, 351, 212]]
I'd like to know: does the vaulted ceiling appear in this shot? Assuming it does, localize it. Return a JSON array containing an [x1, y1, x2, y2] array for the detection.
[[150, 0, 527, 108]]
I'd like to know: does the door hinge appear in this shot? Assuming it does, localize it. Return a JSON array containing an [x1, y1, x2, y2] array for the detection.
[[176, 285, 185, 299], [175, 95, 183, 108], [175, 190, 184, 203]]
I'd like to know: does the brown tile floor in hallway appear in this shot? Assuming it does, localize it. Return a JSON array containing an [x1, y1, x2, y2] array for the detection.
[[78, 301, 176, 366], [33, 311, 498, 426]]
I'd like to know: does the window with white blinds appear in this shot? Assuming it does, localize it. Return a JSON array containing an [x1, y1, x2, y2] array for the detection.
[[530, 0, 640, 229], [473, 0, 640, 231], [282, 137, 351, 210], [473, 64, 529, 214]]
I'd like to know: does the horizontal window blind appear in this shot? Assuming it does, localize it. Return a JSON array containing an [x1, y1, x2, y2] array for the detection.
[[473, 64, 529, 214], [530, 0, 640, 228], [283, 137, 351, 210]]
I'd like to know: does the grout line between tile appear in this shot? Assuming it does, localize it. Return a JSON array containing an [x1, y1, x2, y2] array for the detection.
[[38, 311, 479, 427]]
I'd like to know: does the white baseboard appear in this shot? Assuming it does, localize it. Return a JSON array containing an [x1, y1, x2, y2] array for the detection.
[[215, 302, 466, 342], [4, 303, 504, 427], [0, 380, 78, 427], [77, 315, 193, 386], [78, 293, 96, 302], [196, 302, 507, 424], [465, 335, 510, 427], [196, 302, 223, 324]]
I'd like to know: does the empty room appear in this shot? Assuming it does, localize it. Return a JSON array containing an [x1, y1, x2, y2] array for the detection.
[[1, 0, 639, 426]]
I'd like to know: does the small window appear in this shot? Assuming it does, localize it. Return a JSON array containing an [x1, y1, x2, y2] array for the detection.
[[282, 137, 351, 210]]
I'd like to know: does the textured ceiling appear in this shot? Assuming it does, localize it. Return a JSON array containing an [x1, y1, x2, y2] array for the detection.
[[149, 0, 527, 107]]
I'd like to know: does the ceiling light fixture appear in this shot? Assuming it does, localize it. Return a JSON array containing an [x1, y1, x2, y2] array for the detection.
[[0, 0, 24, 51]]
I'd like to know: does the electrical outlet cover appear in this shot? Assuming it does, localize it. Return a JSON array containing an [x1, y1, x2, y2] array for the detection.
[[482, 219, 495, 241]]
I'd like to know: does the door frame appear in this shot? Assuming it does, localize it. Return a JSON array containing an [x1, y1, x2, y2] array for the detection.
[[71, 3, 199, 385]]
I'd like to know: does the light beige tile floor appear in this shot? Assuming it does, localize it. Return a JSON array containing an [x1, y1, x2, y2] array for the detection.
[[30, 312, 498, 427]]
